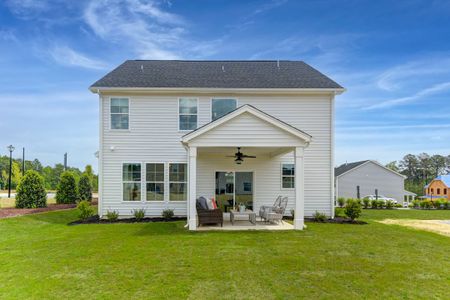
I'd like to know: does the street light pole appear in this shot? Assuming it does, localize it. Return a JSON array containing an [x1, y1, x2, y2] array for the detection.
[[7, 145, 15, 198], [22, 147, 25, 175]]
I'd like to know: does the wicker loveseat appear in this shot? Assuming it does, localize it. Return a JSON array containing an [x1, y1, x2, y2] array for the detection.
[[196, 198, 223, 227]]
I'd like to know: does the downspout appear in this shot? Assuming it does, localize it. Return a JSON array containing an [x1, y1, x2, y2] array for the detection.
[[183, 143, 190, 228]]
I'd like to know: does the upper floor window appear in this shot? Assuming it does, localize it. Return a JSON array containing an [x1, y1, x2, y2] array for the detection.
[[111, 98, 129, 129], [179, 98, 198, 130], [123, 163, 141, 201], [437, 188, 441, 194], [282, 164, 295, 189], [444, 188, 447, 195], [211, 98, 237, 121]]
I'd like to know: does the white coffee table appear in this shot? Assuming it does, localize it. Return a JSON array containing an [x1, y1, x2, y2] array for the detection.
[[230, 210, 256, 225]]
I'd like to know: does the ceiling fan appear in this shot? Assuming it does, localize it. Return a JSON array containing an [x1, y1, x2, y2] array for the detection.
[[226, 147, 256, 164]]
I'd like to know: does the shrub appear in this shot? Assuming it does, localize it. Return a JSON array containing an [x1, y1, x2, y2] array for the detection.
[[335, 207, 345, 218], [362, 198, 370, 209], [411, 199, 420, 208], [432, 200, 441, 209], [77, 200, 94, 220], [78, 174, 92, 202], [56, 171, 78, 204], [337, 197, 346, 208], [106, 210, 119, 221], [370, 199, 378, 209], [420, 200, 432, 209], [344, 199, 362, 221], [15, 170, 47, 208], [376, 200, 385, 209], [394, 203, 402, 208], [312, 211, 327, 222], [443, 200, 450, 210], [162, 209, 174, 220], [385, 200, 394, 209], [132, 208, 146, 221]]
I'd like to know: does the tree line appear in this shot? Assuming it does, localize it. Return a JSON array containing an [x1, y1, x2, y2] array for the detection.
[[385, 153, 450, 196], [0, 155, 98, 191]]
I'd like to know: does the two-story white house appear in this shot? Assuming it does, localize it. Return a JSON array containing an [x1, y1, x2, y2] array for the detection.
[[90, 60, 344, 230]]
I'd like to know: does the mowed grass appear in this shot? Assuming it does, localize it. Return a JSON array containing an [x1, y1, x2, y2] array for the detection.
[[0, 209, 449, 299]]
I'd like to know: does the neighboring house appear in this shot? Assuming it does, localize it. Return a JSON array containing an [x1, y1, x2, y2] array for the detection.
[[424, 175, 450, 200], [90, 60, 344, 230], [335, 160, 416, 204]]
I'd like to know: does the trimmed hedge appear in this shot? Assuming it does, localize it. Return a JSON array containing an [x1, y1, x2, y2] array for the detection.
[[56, 171, 78, 204], [78, 173, 92, 201], [15, 170, 47, 208]]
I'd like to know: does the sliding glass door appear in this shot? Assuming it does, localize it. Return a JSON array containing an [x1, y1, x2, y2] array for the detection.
[[215, 171, 253, 212]]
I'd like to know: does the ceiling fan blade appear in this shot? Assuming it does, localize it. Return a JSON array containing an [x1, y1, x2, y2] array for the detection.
[[225, 156, 235, 157], [242, 155, 256, 158]]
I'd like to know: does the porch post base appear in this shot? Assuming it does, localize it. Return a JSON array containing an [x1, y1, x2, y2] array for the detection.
[[189, 218, 197, 231], [294, 218, 304, 230]]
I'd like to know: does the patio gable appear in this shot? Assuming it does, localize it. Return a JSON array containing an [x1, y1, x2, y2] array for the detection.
[[181, 105, 311, 147]]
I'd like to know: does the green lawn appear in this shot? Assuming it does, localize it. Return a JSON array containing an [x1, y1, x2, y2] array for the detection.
[[0, 209, 449, 299]]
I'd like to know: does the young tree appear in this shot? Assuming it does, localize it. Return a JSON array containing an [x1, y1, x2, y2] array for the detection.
[[56, 171, 78, 204], [15, 171, 47, 208], [78, 173, 92, 201]]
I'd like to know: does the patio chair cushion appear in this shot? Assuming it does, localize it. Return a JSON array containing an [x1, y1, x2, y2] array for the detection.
[[197, 197, 209, 210], [206, 198, 215, 210]]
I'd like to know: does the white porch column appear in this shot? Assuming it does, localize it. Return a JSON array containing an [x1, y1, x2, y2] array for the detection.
[[294, 147, 305, 230], [188, 146, 197, 230]]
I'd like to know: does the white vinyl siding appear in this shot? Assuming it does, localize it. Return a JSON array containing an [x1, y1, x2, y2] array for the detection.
[[146, 163, 165, 201], [111, 98, 129, 129], [282, 164, 295, 189], [100, 94, 333, 217], [122, 163, 141, 201], [211, 98, 237, 121], [169, 163, 187, 201], [179, 98, 198, 130]]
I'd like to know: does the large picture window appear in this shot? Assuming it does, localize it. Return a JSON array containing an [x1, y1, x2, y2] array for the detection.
[[123, 163, 141, 201], [146, 163, 165, 201], [282, 164, 295, 189], [111, 98, 129, 129], [211, 98, 237, 121], [169, 163, 187, 201], [179, 98, 198, 130]]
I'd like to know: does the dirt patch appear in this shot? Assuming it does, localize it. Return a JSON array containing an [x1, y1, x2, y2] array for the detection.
[[69, 215, 187, 225], [0, 203, 77, 219], [379, 219, 450, 237]]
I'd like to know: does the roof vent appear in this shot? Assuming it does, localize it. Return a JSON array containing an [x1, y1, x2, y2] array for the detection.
[[140, 64, 144, 72], [277, 60, 280, 70], [221, 65, 225, 72]]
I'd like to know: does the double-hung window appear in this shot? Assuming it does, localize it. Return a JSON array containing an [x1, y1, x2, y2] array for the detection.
[[179, 98, 198, 130], [169, 163, 187, 201], [123, 163, 141, 201], [146, 163, 165, 201], [111, 98, 129, 129], [282, 164, 295, 189], [211, 98, 237, 121]]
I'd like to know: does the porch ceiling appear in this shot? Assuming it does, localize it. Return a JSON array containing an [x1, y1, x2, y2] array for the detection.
[[197, 146, 293, 158]]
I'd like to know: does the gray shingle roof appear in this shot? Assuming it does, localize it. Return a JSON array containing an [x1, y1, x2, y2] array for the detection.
[[90, 60, 343, 89], [335, 160, 369, 177]]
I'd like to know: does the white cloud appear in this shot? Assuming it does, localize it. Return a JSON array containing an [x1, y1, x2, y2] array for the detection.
[[5, 0, 50, 17], [364, 81, 450, 110], [49, 45, 109, 70], [83, 0, 216, 59]]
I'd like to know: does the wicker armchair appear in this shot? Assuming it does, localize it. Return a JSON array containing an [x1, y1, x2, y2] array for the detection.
[[196, 199, 223, 227]]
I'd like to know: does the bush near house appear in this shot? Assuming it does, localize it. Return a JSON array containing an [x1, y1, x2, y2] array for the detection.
[[385, 200, 394, 209], [78, 173, 92, 202], [106, 210, 119, 221], [312, 211, 327, 222], [344, 199, 362, 221], [337, 197, 346, 208], [56, 171, 78, 204], [77, 200, 94, 220], [15, 170, 47, 208], [162, 209, 174, 220]]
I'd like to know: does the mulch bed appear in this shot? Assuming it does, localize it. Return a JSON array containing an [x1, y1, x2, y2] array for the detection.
[[0, 203, 77, 219], [306, 217, 367, 225], [69, 215, 187, 225]]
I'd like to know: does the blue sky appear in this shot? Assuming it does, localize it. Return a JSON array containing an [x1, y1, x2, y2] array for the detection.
[[1, 0, 450, 170]]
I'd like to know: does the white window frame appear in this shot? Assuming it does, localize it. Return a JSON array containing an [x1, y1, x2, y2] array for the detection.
[[145, 162, 165, 202], [281, 163, 295, 190], [210, 98, 238, 121], [110, 97, 130, 130], [178, 98, 198, 131], [122, 162, 142, 202], [168, 162, 188, 202]]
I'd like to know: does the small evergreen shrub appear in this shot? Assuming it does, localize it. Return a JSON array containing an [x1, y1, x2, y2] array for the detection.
[[335, 207, 345, 218], [344, 199, 362, 221], [162, 209, 174, 220], [106, 210, 119, 221], [312, 211, 327, 222], [376, 200, 385, 209], [394, 203, 402, 208], [77, 200, 94, 220], [411, 199, 420, 208], [337, 197, 346, 208], [56, 171, 78, 204], [370, 199, 378, 209], [78, 174, 92, 202], [362, 198, 370, 209], [15, 170, 47, 208], [443, 200, 449, 210], [385, 200, 394, 209], [132, 208, 146, 221]]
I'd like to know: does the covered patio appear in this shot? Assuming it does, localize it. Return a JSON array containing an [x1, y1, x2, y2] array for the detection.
[[197, 212, 294, 231], [181, 105, 311, 231]]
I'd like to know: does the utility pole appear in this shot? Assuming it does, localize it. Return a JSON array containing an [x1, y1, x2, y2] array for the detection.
[[64, 153, 67, 171], [7, 145, 15, 198], [22, 147, 25, 175]]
